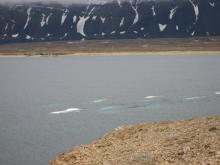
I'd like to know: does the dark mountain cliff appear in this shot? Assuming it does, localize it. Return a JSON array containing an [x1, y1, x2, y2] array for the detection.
[[0, 0, 219, 43]]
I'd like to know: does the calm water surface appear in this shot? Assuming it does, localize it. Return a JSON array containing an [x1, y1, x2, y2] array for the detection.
[[0, 54, 220, 164]]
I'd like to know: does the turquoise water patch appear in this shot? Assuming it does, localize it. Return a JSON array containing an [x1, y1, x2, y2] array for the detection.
[[98, 106, 125, 114], [144, 102, 161, 109]]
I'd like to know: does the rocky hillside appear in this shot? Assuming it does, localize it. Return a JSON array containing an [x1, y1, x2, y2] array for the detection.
[[51, 116, 220, 165], [0, 0, 220, 43]]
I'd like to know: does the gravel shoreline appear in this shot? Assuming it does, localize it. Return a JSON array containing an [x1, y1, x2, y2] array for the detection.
[[0, 51, 220, 58], [51, 116, 220, 165], [0, 37, 220, 56]]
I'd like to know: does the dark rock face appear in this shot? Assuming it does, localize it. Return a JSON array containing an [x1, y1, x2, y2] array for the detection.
[[0, 0, 220, 43]]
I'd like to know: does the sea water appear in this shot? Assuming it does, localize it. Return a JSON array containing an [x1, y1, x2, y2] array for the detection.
[[0, 54, 220, 164]]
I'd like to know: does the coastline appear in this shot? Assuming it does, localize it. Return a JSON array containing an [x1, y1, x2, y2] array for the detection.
[[0, 51, 220, 58], [0, 37, 220, 57], [51, 116, 220, 165], [64, 50, 220, 56]]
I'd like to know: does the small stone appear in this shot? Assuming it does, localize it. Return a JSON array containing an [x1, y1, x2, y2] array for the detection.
[[178, 150, 184, 155], [183, 146, 191, 153], [208, 127, 217, 132]]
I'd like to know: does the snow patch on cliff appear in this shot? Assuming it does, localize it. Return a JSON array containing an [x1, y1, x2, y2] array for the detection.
[[76, 7, 95, 37], [61, 9, 69, 25], [100, 17, 106, 23], [189, 0, 199, 24], [77, 16, 90, 37], [209, 2, 215, 7], [152, 6, 156, 16], [120, 17, 124, 27], [169, 7, 177, 20], [158, 24, 167, 32], [24, 8, 32, 29], [40, 14, 46, 27], [130, 0, 139, 25], [46, 13, 53, 25]]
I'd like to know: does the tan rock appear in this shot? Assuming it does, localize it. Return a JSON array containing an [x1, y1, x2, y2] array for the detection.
[[51, 116, 220, 165]]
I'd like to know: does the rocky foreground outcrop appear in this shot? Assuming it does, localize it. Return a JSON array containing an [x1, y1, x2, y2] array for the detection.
[[51, 116, 220, 165]]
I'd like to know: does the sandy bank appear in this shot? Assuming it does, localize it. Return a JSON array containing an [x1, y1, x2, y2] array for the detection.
[[51, 116, 220, 165], [0, 51, 220, 58], [0, 37, 220, 56]]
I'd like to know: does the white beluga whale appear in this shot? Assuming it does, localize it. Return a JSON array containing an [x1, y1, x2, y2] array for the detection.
[[50, 108, 81, 114]]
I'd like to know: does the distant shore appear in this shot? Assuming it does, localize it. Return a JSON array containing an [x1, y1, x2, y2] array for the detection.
[[0, 37, 220, 56], [0, 51, 220, 58], [51, 116, 220, 165]]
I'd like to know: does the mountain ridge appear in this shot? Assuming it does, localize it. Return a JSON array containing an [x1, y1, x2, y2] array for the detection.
[[0, 0, 219, 43]]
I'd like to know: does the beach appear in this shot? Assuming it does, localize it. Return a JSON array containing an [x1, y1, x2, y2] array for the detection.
[[0, 37, 220, 56]]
